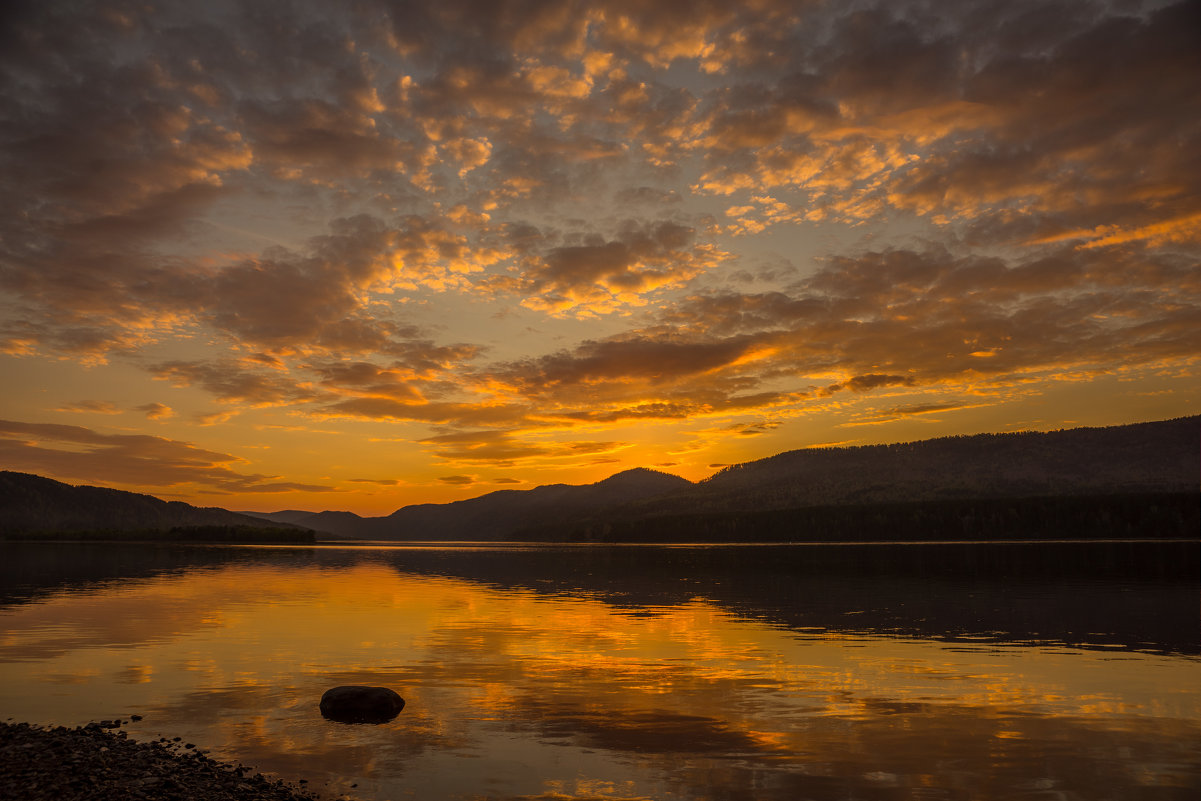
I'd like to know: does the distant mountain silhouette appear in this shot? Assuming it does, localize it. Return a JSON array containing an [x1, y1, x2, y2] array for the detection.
[[519, 416, 1199, 541], [363, 467, 692, 540], [296, 417, 1191, 541], [0, 471, 304, 536], [628, 415, 1200, 516], [242, 467, 692, 539], [237, 509, 325, 526], [4, 417, 1197, 541], [280, 510, 368, 539]]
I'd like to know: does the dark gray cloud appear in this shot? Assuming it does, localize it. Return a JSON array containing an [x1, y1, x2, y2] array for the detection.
[[9, 0, 1189, 357], [694, 0, 1201, 244], [149, 360, 316, 406]]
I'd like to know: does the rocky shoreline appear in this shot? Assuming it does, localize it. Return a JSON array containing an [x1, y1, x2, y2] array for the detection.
[[0, 720, 354, 801]]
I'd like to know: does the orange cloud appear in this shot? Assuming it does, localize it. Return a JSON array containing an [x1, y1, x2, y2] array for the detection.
[[54, 400, 123, 415], [150, 360, 317, 407], [498, 221, 725, 317], [1037, 211, 1201, 251], [485, 243, 1201, 427], [421, 430, 552, 464], [137, 403, 175, 420], [0, 419, 334, 493]]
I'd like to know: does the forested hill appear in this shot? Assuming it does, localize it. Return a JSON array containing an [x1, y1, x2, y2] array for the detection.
[[366, 467, 692, 540], [515, 416, 1200, 541], [0, 471, 304, 537], [652, 415, 1200, 516]]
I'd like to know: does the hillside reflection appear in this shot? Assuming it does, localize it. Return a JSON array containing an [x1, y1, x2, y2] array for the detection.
[[1, 540, 1197, 653], [0, 542, 1198, 801]]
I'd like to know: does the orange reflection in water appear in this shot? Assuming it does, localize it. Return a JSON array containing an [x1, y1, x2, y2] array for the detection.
[[1, 556, 1199, 801]]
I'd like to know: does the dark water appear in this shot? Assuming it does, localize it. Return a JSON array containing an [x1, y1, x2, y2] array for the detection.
[[1, 540, 1198, 800]]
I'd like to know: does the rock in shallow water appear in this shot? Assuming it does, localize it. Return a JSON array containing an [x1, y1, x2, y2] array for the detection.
[[319, 685, 405, 724]]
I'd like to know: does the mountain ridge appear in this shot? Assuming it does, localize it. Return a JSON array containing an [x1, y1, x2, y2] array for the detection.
[[312, 467, 692, 539], [232, 467, 692, 538], [2, 417, 1197, 540], [325, 416, 1199, 539], [640, 415, 1200, 516], [0, 471, 306, 536], [507, 417, 1199, 542], [285, 417, 1200, 539]]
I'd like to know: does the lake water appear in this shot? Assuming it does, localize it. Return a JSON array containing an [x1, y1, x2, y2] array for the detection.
[[1, 540, 1198, 801]]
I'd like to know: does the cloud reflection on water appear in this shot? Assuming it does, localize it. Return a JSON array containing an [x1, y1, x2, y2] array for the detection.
[[0, 543, 1198, 801]]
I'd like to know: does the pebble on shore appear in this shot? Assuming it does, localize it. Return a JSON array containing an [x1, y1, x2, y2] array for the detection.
[[0, 720, 353, 801]]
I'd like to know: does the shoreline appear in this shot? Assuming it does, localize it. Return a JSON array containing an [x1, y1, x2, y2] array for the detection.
[[0, 720, 355, 801], [3, 535, 1197, 547]]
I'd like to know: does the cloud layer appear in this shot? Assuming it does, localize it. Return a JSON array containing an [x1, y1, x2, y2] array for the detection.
[[2, 0, 1198, 503], [0, 420, 331, 493]]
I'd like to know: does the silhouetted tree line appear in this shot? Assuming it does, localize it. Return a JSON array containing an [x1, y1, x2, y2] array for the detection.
[[518, 492, 1199, 543]]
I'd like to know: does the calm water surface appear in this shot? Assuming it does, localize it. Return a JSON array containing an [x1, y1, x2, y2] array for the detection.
[[1, 541, 1198, 801]]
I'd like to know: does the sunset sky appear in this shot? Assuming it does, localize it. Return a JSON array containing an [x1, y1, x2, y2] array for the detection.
[[1, 0, 1198, 515]]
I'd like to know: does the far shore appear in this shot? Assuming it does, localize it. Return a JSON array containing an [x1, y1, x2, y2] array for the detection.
[[0, 524, 314, 544], [2, 534, 1198, 546]]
